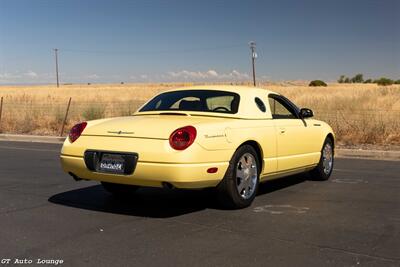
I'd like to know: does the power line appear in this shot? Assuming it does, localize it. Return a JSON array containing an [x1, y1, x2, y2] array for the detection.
[[60, 43, 247, 55], [51, 42, 255, 84]]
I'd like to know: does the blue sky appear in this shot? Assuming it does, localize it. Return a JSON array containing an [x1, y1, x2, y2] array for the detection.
[[0, 0, 399, 84]]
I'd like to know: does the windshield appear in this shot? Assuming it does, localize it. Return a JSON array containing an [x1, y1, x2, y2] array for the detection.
[[139, 90, 240, 114]]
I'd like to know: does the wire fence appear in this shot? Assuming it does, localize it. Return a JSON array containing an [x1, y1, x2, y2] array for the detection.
[[0, 97, 399, 144]]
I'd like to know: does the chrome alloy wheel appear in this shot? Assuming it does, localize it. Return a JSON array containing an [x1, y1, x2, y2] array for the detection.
[[322, 143, 333, 175], [236, 153, 258, 199]]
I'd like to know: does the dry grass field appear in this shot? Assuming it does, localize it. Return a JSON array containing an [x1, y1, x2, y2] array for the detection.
[[0, 82, 399, 147]]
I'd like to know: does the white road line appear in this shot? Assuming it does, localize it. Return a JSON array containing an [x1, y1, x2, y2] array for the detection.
[[331, 178, 366, 184], [253, 204, 310, 214]]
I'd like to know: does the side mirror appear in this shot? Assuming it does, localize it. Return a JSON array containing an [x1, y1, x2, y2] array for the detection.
[[300, 108, 313, 118]]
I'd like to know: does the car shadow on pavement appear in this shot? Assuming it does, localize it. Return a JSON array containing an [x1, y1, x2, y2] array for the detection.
[[49, 185, 211, 218], [48, 174, 307, 218], [257, 174, 307, 196]]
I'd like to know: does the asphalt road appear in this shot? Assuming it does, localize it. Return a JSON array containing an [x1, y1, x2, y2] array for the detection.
[[0, 141, 399, 267]]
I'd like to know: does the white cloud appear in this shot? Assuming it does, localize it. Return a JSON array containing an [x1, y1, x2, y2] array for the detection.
[[0, 69, 252, 84], [231, 70, 249, 79], [0, 70, 55, 84], [166, 69, 250, 81], [86, 74, 100, 79], [0, 71, 23, 83], [207, 69, 218, 77], [0, 72, 21, 80], [24, 70, 38, 78], [0, 73, 10, 80], [167, 70, 206, 79]]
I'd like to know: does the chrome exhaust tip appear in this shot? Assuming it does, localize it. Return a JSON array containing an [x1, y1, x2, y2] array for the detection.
[[69, 172, 83, 181], [162, 182, 174, 190]]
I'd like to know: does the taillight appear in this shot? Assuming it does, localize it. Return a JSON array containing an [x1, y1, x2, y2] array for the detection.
[[169, 126, 197, 150], [68, 122, 87, 143]]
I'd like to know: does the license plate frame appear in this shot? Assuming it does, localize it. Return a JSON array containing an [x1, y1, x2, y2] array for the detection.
[[84, 150, 138, 175]]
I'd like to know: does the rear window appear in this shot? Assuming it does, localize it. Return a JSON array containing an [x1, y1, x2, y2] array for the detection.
[[139, 90, 240, 114]]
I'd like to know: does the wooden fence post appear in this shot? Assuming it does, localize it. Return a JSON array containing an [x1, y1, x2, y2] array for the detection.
[[60, 97, 72, 137], [0, 97, 3, 132]]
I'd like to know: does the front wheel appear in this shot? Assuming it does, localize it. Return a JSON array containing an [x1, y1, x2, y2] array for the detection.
[[309, 138, 334, 180], [216, 145, 260, 209]]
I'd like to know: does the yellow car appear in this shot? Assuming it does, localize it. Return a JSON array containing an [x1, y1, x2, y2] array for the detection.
[[60, 85, 334, 208]]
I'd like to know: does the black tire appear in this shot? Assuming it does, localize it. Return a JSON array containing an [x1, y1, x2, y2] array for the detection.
[[309, 137, 334, 181], [101, 182, 138, 196], [216, 145, 260, 209]]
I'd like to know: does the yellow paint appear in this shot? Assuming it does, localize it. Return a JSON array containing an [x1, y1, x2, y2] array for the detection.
[[60, 85, 334, 189]]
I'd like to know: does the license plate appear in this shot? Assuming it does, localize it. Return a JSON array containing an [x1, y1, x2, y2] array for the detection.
[[99, 154, 125, 174]]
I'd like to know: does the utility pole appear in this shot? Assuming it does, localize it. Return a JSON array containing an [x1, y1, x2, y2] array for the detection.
[[54, 48, 59, 87], [249, 41, 257, 87]]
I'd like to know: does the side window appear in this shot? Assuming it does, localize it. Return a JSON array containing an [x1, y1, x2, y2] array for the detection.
[[268, 97, 298, 119], [254, 97, 266, 112]]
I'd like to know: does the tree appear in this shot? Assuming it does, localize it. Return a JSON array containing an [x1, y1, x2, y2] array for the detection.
[[363, 79, 372, 83], [338, 75, 345, 83], [344, 77, 351, 83], [351, 73, 364, 83], [394, 80, 400, 84]]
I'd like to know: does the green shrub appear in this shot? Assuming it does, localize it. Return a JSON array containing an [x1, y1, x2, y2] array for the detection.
[[82, 105, 106, 120], [374, 78, 394, 86], [363, 79, 373, 83], [309, 80, 327, 87], [338, 75, 346, 83], [394, 80, 400, 84]]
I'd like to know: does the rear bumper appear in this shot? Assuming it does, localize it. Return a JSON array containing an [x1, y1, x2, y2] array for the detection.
[[60, 154, 229, 189]]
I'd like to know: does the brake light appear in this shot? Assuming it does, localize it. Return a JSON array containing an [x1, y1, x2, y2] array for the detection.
[[169, 126, 197, 150], [68, 122, 87, 143]]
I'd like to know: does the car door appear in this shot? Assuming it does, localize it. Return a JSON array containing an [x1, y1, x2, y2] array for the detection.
[[268, 94, 317, 172]]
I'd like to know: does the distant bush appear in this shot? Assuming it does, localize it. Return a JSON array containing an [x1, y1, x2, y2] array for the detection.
[[309, 80, 327, 87], [374, 78, 394, 86], [336, 74, 399, 85]]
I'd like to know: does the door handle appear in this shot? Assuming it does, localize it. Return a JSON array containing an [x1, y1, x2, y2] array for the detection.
[[280, 128, 286, 134]]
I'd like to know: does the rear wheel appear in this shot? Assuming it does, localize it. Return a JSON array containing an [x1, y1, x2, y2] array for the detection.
[[101, 182, 138, 196], [217, 145, 260, 209], [309, 138, 334, 180]]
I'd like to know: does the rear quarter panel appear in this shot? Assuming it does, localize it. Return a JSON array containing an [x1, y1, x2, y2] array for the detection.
[[195, 118, 277, 175]]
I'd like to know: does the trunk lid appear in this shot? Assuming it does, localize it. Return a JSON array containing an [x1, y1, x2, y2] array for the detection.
[[82, 114, 223, 139]]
